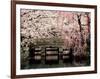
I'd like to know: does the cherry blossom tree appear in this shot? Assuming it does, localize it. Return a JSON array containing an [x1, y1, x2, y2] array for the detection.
[[20, 9, 91, 62]]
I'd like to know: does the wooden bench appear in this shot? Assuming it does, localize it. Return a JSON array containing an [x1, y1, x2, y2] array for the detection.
[[62, 48, 74, 63], [29, 47, 42, 64], [45, 47, 59, 64]]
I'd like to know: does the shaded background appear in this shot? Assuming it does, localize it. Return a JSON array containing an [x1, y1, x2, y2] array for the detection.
[[20, 9, 91, 69]]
